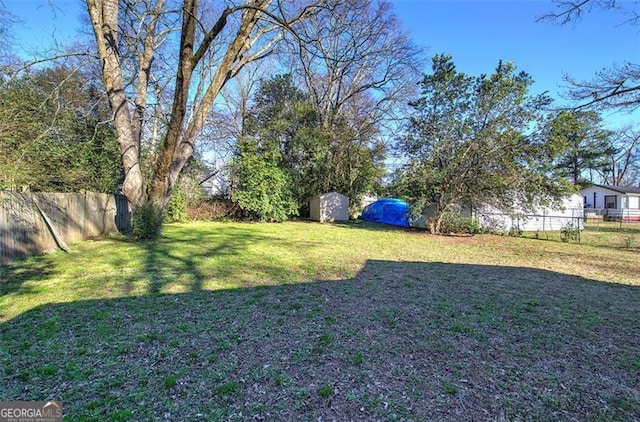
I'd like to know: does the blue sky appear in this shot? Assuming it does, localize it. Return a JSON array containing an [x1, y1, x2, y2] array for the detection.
[[391, 0, 639, 129], [5, 1, 87, 53], [5, 0, 639, 128]]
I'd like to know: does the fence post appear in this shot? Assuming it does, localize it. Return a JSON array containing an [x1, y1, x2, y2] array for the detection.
[[576, 214, 581, 244], [620, 209, 623, 229]]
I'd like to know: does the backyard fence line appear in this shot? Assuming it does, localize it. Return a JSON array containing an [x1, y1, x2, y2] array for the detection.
[[474, 211, 584, 233], [584, 208, 640, 222], [0, 192, 131, 266]]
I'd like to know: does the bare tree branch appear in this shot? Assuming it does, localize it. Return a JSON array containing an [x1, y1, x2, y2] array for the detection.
[[561, 62, 640, 111], [539, 0, 640, 111], [84, 0, 327, 230], [11, 52, 99, 77]]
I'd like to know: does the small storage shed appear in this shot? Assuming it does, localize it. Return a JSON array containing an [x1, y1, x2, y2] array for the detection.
[[360, 198, 411, 227], [310, 192, 349, 222]]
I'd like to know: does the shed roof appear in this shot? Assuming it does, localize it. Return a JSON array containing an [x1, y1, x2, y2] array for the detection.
[[311, 192, 348, 200]]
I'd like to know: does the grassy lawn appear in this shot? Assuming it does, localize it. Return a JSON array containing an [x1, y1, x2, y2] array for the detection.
[[581, 220, 640, 249], [1, 221, 639, 420], [520, 220, 640, 250]]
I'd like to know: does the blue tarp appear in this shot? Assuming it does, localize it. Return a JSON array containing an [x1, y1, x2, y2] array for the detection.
[[360, 198, 411, 227]]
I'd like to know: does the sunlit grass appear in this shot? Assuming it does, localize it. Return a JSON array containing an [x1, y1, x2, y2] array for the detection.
[[520, 220, 640, 249], [1, 220, 637, 323]]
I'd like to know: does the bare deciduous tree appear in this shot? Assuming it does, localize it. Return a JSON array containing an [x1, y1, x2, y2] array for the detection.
[[539, 0, 638, 25], [85, 0, 322, 237], [284, 0, 423, 200], [292, 0, 422, 132], [599, 126, 640, 186], [539, 0, 640, 111]]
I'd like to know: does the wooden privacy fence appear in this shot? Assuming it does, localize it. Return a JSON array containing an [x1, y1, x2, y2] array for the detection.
[[0, 192, 131, 265]]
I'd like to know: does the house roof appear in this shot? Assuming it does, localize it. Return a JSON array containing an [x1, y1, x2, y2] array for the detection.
[[587, 184, 640, 195]]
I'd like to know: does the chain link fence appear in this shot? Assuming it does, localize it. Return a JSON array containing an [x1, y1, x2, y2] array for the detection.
[[475, 209, 640, 247]]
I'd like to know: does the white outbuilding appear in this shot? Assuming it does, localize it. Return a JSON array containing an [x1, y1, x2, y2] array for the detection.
[[309, 192, 349, 223], [474, 193, 584, 232]]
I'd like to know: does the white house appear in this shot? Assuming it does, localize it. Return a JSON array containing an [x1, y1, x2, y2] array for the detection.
[[581, 184, 640, 221], [309, 192, 349, 223], [474, 194, 584, 232]]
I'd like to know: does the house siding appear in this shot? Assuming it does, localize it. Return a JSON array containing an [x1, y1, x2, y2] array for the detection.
[[474, 194, 583, 232], [581, 185, 640, 210], [581, 186, 621, 209], [580, 185, 640, 221]]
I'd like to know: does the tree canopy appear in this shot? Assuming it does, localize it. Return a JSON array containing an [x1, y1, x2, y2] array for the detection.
[[545, 110, 615, 187], [231, 73, 384, 220], [0, 66, 121, 192], [6, 0, 634, 237], [395, 55, 571, 233], [83, 0, 326, 237]]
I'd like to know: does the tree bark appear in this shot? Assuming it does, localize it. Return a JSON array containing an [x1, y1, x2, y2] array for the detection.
[[86, 0, 323, 237], [86, 0, 147, 209]]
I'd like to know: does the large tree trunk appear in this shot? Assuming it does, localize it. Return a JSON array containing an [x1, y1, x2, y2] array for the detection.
[[86, 0, 147, 210], [145, 0, 268, 222], [85, 0, 263, 238], [86, 0, 320, 239]]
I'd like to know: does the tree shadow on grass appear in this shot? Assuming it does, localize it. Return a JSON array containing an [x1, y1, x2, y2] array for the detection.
[[0, 247, 56, 299], [1, 260, 639, 421], [333, 219, 425, 233], [0, 224, 305, 303]]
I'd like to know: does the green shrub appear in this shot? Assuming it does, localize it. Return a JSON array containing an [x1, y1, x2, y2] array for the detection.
[[464, 217, 482, 235], [230, 138, 298, 222], [165, 187, 188, 223], [438, 212, 482, 235], [131, 202, 163, 240], [560, 222, 581, 242]]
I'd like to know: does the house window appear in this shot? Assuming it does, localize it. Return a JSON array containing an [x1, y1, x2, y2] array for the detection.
[[605, 195, 617, 209]]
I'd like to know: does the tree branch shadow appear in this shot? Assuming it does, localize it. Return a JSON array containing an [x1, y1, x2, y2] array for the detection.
[[1, 260, 638, 420]]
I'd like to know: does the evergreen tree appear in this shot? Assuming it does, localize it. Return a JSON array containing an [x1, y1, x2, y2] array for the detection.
[[398, 55, 570, 233], [0, 67, 121, 192], [546, 110, 615, 186]]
